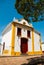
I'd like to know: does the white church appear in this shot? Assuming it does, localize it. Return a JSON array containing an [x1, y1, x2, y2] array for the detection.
[[2, 18, 42, 56]]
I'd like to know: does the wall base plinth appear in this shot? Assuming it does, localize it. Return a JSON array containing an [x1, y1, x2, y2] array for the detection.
[[11, 52, 21, 56], [27, 51, 42, 55]]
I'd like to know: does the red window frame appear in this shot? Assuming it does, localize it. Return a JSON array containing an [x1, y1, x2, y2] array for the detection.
[[27, 30, 30, 38], [17, 28, 21, 36]]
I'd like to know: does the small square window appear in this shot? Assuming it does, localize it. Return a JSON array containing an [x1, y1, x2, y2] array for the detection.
[[27, 30, 31, 38], [17, 28, 21, 36]]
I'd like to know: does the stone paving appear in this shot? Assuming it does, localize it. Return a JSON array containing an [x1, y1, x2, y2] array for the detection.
[[0, 55, 43, 65]]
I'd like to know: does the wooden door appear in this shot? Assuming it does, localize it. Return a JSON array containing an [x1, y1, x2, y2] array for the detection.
[[21, 38, 28, 54]]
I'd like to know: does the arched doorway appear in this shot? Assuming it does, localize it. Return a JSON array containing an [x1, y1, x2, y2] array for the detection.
[[21, 38, 28, 54]]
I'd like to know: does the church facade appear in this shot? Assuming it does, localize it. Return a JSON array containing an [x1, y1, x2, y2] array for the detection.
[[2, 19, 42, 56]]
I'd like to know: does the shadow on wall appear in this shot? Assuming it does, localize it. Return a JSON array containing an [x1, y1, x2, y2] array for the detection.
[[22, 56, 44, 65]]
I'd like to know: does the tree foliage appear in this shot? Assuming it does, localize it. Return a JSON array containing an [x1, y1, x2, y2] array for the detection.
[[15, 0, 44, 22]]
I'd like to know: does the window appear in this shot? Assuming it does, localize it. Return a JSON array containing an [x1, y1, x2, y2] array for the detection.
[[27, 30, 30, 38], [17, 28, 21, 36], [3, 42, 5, 50]]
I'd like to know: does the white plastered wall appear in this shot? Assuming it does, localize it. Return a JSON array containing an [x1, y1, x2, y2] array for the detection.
[[42, 44, 44, 51], [14, 18, 33, 52], [14, 27, 21, 52], [28, 31, 32, 52], [14, 26, 32, 52], [14, 26, 27, 52], [22, 28, 27, 38], [2, 25, 12, 51], [0, 45, 2, 55], [34, 32, 41, 51]]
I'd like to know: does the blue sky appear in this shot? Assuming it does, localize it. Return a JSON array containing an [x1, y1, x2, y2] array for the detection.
[[0, 0, 44, 42]]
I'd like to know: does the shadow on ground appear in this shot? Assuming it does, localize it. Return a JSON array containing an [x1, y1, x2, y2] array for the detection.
[[22, 56, 44, 65]]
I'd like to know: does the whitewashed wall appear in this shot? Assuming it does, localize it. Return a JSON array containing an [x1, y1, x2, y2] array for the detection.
[[28, 31, 32, 52], [22, 28, 27, 38], [0, 45, 2, 55], [2, 26, 12, 50], [34, 32, 40, 51], [0, 46, 1, 55], [15, 36, 21, 52], [42, 44, 44, 51], [14, 26, 32, 52], [14, 27, 21, 52]]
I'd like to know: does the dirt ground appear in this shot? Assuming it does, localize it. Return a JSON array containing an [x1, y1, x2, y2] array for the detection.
[[0, 55, 43, 65]]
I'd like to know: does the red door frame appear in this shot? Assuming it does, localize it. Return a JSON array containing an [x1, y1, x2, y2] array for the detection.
[[21, 38, 28, 54]]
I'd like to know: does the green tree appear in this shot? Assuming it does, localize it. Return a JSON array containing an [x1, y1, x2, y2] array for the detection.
[[15, 0, 44, 22]]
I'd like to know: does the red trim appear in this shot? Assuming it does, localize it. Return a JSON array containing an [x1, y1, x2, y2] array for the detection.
[[21, 38, 28, 54], [17, 28, 21, 36], [27, 30, 30, 38]]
